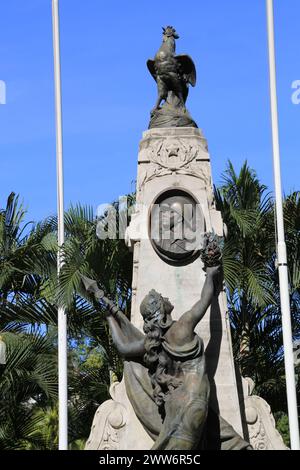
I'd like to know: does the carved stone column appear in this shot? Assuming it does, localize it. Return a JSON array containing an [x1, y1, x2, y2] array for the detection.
[[86, 127, 245, 449], [126, 127, 243, 436]]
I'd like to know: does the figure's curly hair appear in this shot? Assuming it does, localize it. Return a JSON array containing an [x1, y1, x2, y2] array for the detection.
[[140, 290, 181, 414], [141, 290, 170, 369]]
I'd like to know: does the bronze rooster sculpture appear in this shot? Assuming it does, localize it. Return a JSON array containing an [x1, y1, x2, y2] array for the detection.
[[147, 26, 197, 128]]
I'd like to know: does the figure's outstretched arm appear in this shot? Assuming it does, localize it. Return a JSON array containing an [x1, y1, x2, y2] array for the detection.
[[102, 299, 145, 359], [106, 313, 146, 358], [104, 300, 145, 343], [80, 275, 146, 359]]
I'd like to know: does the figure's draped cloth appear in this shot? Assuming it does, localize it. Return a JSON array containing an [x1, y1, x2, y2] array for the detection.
[[120, 315, 250, 450]]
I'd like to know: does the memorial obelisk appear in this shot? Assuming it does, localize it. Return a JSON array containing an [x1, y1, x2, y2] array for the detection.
[[86, 26, 247, 450]]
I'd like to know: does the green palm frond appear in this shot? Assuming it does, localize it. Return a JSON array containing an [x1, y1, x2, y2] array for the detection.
[[0, 297, 58, 329], [0, 404, 49, 450], [0, 331, 57, 400]]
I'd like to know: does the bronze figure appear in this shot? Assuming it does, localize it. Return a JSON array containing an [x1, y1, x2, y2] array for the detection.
[[147, 26, 198, 129], [82, 238, 251, 449], [150, 190, 203, 265]]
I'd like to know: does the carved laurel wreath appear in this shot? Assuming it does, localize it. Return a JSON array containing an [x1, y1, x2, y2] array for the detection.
[[139, 138, 209, 190]]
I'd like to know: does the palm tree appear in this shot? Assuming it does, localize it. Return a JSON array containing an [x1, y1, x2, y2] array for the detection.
[[215, 162, 275, 356], [0, 331, 57, 450], [216, 162, 300, 422], [0, 193, 56, 305], [0, 193, 59, 449], [283, 191, 300, 327], [0, 193, 134, 448], [1, 176, 298, 448], [56, 198, 135, 377]]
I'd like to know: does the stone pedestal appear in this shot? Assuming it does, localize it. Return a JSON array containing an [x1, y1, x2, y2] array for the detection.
[[85, 127, 288, 450], [126, 127, 243, 435], [86, 127, 244, 449]]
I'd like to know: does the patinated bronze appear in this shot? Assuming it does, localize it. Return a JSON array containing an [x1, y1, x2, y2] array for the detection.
[[150, 189, 204, 265], [147, 26, 198, 129], [82, 237, 251, 450]]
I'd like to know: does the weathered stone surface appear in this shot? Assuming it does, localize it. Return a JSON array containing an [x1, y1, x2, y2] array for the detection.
[[242, 377, 288, 450], [86, 125, 286, 450], [126, 127, 243, 436], [86, 128, 245, 450], [85, 379, 153, 450]]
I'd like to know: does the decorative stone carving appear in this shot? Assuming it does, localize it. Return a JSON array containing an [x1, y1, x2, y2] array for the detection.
[[126, 128, 244, 436], [139, 137, 210, 191], [85, 381, 127, 450], [150, 188, 205, 265], [85, 380, 154, 450], [243, 377, 288, 450]]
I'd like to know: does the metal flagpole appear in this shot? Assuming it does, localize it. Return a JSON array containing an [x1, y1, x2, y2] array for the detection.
[[52, 0, 68, 450], [266, 0, 300, 450]]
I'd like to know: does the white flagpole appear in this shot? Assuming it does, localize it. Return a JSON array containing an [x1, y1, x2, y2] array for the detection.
[[52, 0, 68, 450], [266, 0, 300, 450]]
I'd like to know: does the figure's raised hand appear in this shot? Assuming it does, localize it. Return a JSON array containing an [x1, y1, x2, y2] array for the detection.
[[205, 265, 221, 278], [81, 274, 119, 316], [105, 302, 120, 318]]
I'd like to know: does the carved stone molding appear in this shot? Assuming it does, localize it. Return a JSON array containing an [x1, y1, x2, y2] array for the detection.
[[98, 403, 127, 450], [85, 381, 127, 450], [139, 138, 210, 191], [243, 377, 288, 450], [85, 380, 154, 450]]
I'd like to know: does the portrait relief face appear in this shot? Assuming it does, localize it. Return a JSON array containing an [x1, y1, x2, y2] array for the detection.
[[150, 189, 205, 265]]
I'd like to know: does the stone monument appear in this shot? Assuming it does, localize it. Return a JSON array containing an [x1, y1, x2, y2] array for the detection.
[[85, 27, 286, 450]]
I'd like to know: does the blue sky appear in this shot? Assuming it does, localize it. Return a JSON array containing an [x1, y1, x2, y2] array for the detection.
[[0, 0, 299, 221]]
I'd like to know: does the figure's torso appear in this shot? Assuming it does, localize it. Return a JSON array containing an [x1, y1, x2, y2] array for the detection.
[[159, 330, 207, 394]]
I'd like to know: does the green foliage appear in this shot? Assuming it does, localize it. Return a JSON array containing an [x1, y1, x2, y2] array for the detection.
[[217, 162, 300, 421], [1, 168, 299, 450], [215, 161, 274, 307], [0, 192, 133, 449], [274, 412, 290, 447], [0, 331, 58, 450], [26, 406, 59, 450]]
